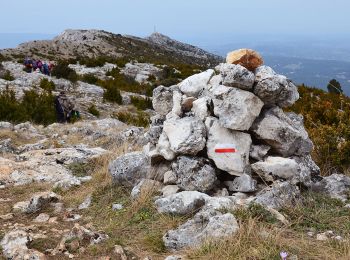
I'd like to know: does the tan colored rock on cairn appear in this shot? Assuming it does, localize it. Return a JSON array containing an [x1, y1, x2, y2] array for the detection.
[[226, 48, 263, 71]]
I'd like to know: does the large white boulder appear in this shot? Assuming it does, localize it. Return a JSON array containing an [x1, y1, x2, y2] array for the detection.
[[254, 181, 300, 209], [254, 66, 299, 107], [205, 117, 251, 176], [109, 151, 150, 186], [163, 116, 206, 155], [210, 85, 264, 130], [216, 63, 255, 90], [163, 209, 239, 250], [155, 191, 210, 215], [251, 157, 300, 182], [251, 107, 313, 157], [179, 69, 215, 97]]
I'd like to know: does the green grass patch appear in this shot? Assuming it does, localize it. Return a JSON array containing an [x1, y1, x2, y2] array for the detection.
[[114, 110, 149, 127], [281, 191, 350, 235]]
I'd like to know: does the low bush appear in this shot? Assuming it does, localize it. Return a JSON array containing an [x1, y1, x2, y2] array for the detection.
[[114, 111, 149, 127], [130, 96, 153, 110], [81, 74, 99, 85], [0, 87, 56, 126], [39, 78, 55, 92], [0, 70, 14, 81], [103, 84, 123, 104], [288, 85, 350, 174], [88, 104, 100, 117], [51, 62, 78, 83]]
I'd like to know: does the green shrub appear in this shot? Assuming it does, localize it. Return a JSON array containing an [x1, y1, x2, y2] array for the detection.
[[81, 73, 99, 85], [130, 96, 153, 110], [0, 70, 14, 81], [88, 104, 100, 117], [51, 62, 78, 83], [288, 84, 350, 174], [39, 78, 55, 92], [0, 87, 26, 122], [0, 87, 56, 126], [114, 111, 149, 127], [103, 84, 123, 104]]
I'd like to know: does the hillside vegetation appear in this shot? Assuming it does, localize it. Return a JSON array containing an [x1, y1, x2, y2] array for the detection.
[[289, 85, 350, 175]]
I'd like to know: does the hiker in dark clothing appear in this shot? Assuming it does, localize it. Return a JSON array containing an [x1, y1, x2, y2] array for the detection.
[[54, 91, 74, 123]]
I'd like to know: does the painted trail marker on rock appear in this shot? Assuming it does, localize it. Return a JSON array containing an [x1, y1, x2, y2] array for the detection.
[[214, 143, 237, 153]]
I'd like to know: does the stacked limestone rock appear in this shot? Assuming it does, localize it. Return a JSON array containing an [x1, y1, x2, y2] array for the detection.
[[109, 49, 321, 250]]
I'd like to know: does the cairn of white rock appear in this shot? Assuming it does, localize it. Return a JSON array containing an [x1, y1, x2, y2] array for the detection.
[[109, 49, 323, 250]]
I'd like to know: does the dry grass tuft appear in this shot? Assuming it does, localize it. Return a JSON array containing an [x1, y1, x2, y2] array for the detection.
[[187, 218, 350, 260]]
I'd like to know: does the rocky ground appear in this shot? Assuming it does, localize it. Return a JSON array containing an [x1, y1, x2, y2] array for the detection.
[[1, 50, 350, 259]]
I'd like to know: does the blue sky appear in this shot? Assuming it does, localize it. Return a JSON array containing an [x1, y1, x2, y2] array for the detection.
[[0, 0, 349, 43]]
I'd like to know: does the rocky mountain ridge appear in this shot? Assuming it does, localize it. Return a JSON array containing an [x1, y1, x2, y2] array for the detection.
[[0, 29, 223, 66]]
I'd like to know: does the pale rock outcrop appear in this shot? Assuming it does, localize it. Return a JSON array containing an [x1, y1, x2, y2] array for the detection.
[[211, 85, 264, 130], [254, 66, 299, 107], [172, 156, 217, 192], [155, 191, 210, 215], [1, 229, 45, 260], [163, 117, 206, 155], [109, 151, 150, 187], [225, 174, 257, 192], [206, 117, 251, 175], [178, 69, 214, 97], [251, 107, 313, 157], [226, 48, 263, 71], [311, 174, 350, 202], [216, 63, 255, 90], [13, 192, 61, 213], [163, 209, 239, 250], [121, 62, 162, 83], [254, 181, 300, 209], [53, 224, 108, 255]]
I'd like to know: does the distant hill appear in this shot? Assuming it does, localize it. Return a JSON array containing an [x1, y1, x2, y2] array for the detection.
[[0, 30, 223, 67]]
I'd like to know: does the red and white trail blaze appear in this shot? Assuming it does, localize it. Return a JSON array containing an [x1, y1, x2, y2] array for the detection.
[[214, 144, 237, 153]]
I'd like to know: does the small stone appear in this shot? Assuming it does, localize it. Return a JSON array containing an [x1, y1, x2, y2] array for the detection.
[[114, 245, 127, 260], [307, 231, 314, 237], [316, 233, 328, 241], [162, 185, 180, 197], [112, 204, 123, 211], [181, 97, 196, 112], [33, 213, 50, 223], [226, 174, 257, 192], [0, 213, 14, 220], [163, 171, 177, 185], [78, 195, 92, 210]]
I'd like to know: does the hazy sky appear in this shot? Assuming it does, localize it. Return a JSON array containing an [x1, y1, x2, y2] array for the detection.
[[0, 0, 349, 43]]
